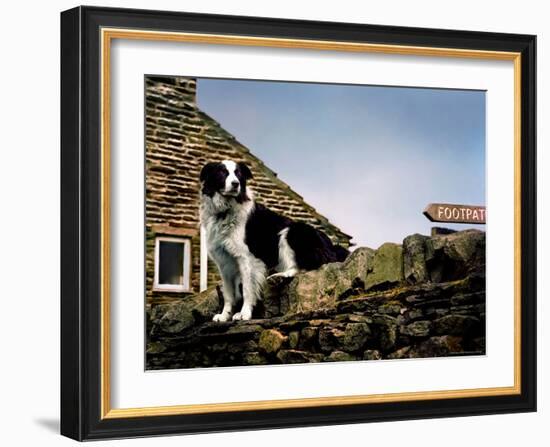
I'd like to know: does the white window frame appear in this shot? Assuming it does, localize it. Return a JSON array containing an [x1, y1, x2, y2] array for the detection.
[[153, 236, 191, 293]]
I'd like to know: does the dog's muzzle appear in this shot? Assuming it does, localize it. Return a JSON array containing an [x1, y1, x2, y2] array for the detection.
[[224, 182, 240, 196]]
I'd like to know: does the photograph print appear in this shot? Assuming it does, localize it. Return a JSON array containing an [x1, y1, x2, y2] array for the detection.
[[145, 75, 486, 370]]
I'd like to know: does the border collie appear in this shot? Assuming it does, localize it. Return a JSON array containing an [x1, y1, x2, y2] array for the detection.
[[200, 160, 349, 322]]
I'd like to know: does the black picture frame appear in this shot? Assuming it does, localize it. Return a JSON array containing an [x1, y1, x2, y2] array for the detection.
[[61, 5, 536, 441]]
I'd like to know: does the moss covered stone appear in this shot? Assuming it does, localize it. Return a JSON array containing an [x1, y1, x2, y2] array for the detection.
[[325, 351, 357, 362], [342, 323, 371, 352], [259, 329, 288, 354], [365, 243, 404, 291]]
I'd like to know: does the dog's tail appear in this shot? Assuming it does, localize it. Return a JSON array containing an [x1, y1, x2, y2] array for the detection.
[[286, 221, 350, 271]]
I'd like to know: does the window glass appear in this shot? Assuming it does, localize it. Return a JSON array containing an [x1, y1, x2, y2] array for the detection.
[[158, 241, 184, 285]]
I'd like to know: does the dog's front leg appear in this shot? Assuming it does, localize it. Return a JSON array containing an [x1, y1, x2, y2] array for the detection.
[[233, 257, 265, 321], [213, 266, 238, 322]]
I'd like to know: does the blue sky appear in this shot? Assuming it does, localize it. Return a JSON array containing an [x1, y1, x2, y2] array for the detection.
[[197, 78, 486, 249]]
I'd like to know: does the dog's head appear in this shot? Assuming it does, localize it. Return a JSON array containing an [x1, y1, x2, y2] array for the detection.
[[200, 160, 253, 202]]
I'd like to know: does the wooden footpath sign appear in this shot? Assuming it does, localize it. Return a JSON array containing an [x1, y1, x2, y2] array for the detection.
[[423, 203, 486, 224]]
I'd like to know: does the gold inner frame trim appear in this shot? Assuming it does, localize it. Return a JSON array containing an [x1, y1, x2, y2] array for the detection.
[[100, 27, 522, 419]]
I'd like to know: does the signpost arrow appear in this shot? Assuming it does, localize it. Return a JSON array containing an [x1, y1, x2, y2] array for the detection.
[[423, 203, 486, 224]]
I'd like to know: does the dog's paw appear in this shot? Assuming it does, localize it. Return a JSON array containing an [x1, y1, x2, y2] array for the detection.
[[266, 272, 283, 280], [213, 312, 231, 322], [232, 308, 252, 321], [267, 269, 298, 280]]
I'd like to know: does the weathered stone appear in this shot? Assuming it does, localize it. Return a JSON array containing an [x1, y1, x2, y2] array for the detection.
[[259, 329, 287, 354], [308, 319, 332, 327], [150, 287, 219, 334], [325, 351, 357, 362], [288, 331, 300, 349], [431, 227, 457, 236], [425, 230, 485, 283], [226, 323, 264, 334], [198, 320, 233, 334], [318, 326, 346, 352], [450, 304, 486, 316], [387, 346, 413, 359], [149, 304, 185, 333], [365, 243, 404, 291], [244, 352, 268, 365], [281, 247, 379, 313], [403, 234, 430, 284], [299, 326, 319, 349], [433, 315, 480, 336], [278, 319, 310, 332], [397, 334, 412, 348], [412, 335, 463, 357], [146, 342, 167, 354], [346, 314, 373, 324], [262, 275, 294, 317], [371, 314, 398, 327], [228, 340, 258, 354], [425, 307, 449, 318], [342, 323, 371, 352], [451, 292, 485, 306], [371, 314, 397, 352], [397, 308, 424, 325], [341, 247, 375, 288], [407, 309, 424, 320], [190, 288, 223, 320], [377, 301, 403, 315], [210, 343, 228, 352], [286, 262, 346, 313], [379, 327, 397, 352], [400, 320, 432, 337], [338, 284, 366, 301], [145, 304, 153, 332], [363, 350, 382, 360], [276, 350, 324, 364]]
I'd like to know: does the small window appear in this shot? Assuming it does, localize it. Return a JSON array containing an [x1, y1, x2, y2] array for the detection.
[[153, 236, 191, 292]]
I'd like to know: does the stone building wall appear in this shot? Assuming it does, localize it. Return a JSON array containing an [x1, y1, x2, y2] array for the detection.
[[145, 76, 352, 304]]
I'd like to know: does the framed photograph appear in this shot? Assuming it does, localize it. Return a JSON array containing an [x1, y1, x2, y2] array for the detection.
[[60, 6, 536, 441]]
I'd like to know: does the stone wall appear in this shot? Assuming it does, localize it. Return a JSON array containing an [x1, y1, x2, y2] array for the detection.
[[145, 76, 352, 303], [146, 229, 486, 369]]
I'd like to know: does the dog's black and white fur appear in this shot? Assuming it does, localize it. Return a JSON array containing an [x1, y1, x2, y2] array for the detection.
[[200, 160, 349, 322]]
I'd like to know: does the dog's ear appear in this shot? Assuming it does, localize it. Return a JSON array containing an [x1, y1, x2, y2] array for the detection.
[[238, 162, 253, 180], [200, 162, 220, 197], [200, 162, 218, 182]]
